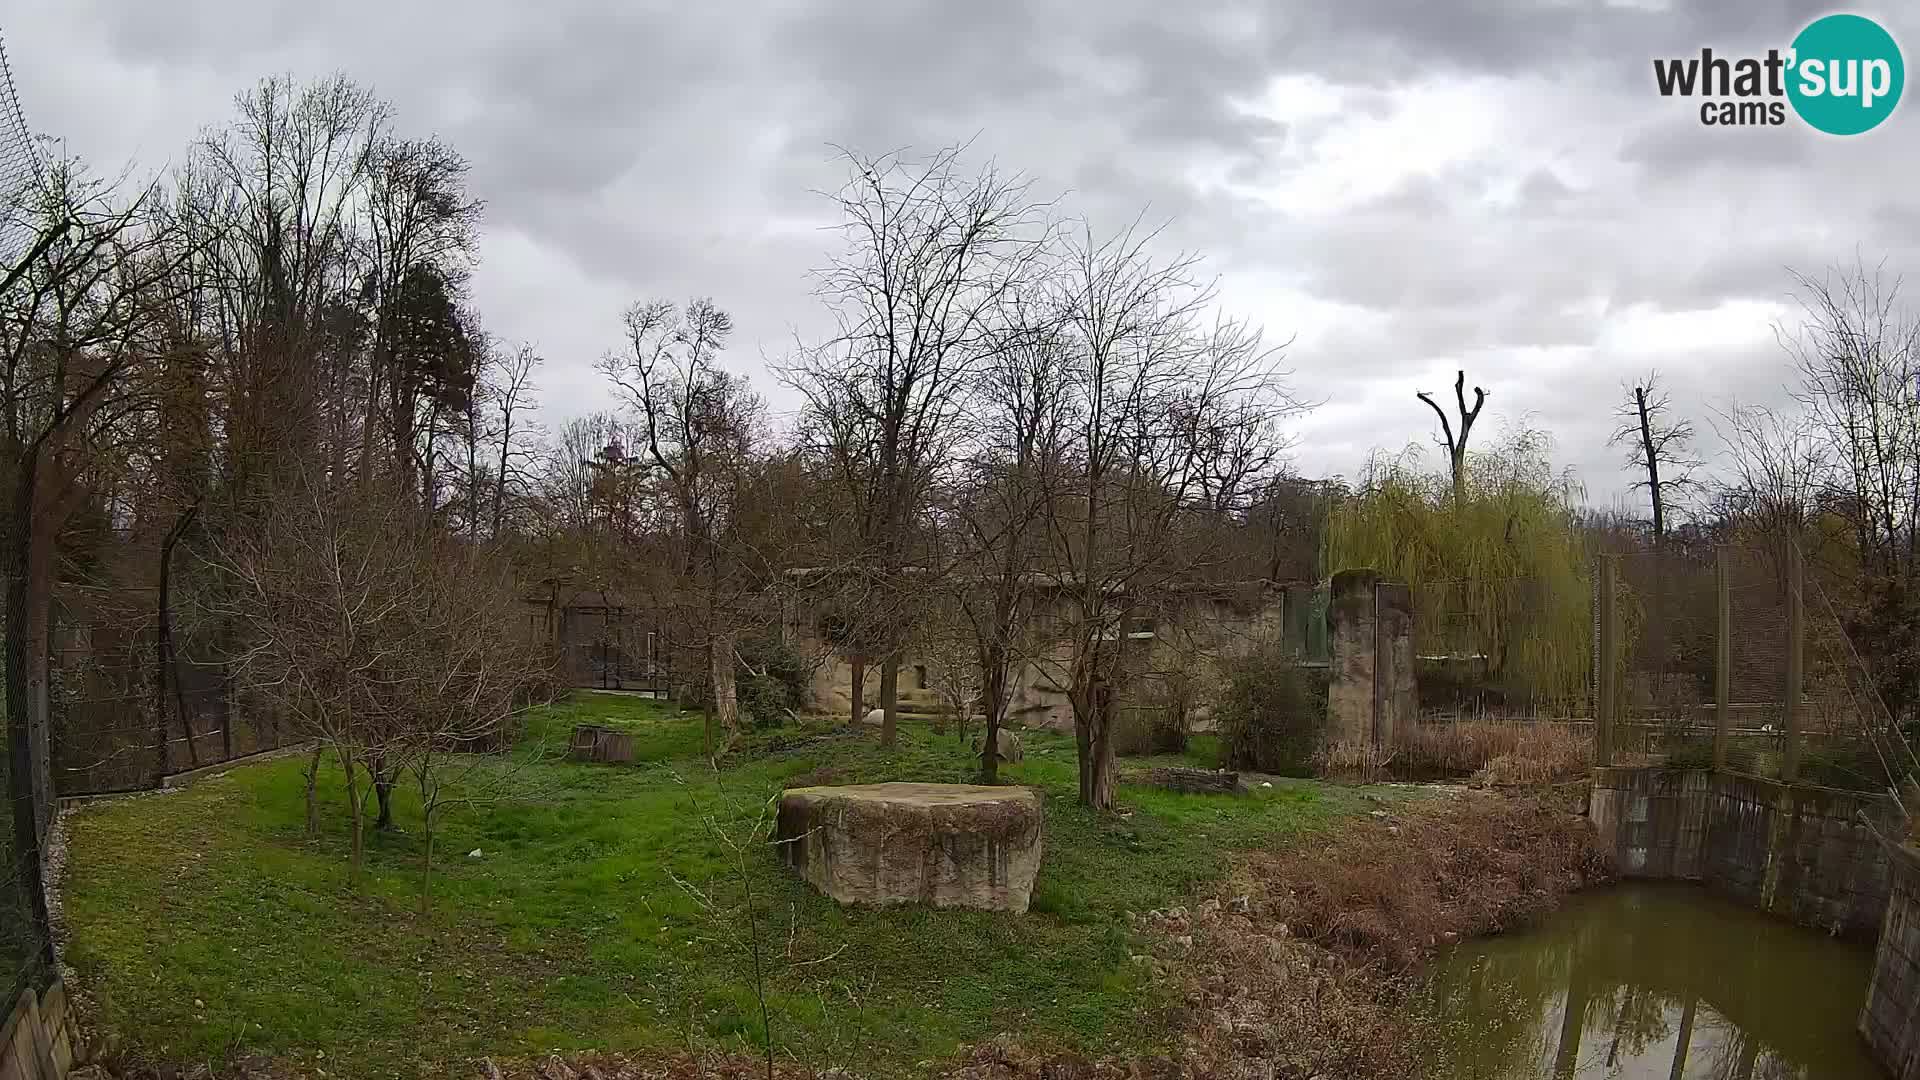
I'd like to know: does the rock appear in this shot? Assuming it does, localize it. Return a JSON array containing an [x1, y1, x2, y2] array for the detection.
[[970, 727, 1025, 764], [468, 848, 483, 859], [776, 782, 1045, 912], [1260, 780, 1273, 788]]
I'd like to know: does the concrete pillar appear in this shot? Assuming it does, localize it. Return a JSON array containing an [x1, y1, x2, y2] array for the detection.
[[1327, 569, 1415, 748]]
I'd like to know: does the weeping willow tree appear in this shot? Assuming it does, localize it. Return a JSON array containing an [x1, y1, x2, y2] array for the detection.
[[1325, 428, 1592, 709]]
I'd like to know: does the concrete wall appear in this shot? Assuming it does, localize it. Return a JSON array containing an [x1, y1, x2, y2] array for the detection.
[[1863, 843, 1920, 1079], [789, 586, 1298, 733], [1589, 766, 1898, 937], [1326, 570, 1414, 747], [0, 982, 76, 1080]]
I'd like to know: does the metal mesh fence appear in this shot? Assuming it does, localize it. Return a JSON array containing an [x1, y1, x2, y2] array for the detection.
[[1604, 542, 1907, 793], [0, 24, 48, 1008], [47, 582, 296, 795], [0, 31, 40, 266]]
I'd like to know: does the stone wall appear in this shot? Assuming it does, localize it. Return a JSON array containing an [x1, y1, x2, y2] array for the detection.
[[1589, 765, 1898, 937], [0, 981, 76, 1080], [1863, 842, 1920, 1079], [789, 585, 1300, 733]]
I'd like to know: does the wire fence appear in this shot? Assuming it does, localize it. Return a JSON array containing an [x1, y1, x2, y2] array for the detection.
[[50, 628, 294, 796], [1601, 542, 1910, 795], [1400, 541, 1914, 800], [0, 23, 48, 1009]]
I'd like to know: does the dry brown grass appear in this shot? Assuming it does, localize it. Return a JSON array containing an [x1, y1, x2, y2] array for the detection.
[[1243, 788, 1611, 971], [1317, 720, 1592, 786], [944, 788, 1612, 1080]]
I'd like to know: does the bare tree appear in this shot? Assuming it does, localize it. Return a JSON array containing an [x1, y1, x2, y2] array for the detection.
[[943, 292, 1070, 781], [1779, 261, 1920, 720], [598, 298, 768, 754], [1711, 401, 1829, 554], [485, 341, 542, 537], [4, 158, 188, 898], [192, 75, 386, 503], [786, 145, 1053, 745], [208, 474, 539, 885], [1417, 370, 1488, 508], [1040, 223, 1298, 808], [1609, 372, 1700, 546]]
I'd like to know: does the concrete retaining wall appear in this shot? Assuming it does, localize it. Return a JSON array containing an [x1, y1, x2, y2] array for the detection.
[[1325, 570, 1413, 748], [0, 981, 75, 1080], [1863, 843, 1920, 1079], [1589, 766, 1898, 937]]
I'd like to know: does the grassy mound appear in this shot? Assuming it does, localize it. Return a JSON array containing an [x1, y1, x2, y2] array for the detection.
[[59, 693, 1390, 1077]]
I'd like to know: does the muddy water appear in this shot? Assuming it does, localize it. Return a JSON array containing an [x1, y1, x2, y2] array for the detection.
[[1421, 883, 1881, 1079]]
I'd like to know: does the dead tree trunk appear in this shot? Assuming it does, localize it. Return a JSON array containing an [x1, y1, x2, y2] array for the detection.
[[2, 461, 56, 972], [303, 745, 324, 836], [1634, 385, 1665, 545], [979, 642, 1007, 784], [1417, 370, 1488, 508]]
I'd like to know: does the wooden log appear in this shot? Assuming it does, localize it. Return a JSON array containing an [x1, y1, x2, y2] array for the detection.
[[1143, 767, 1243, 795], [596, 732, 636, 764]]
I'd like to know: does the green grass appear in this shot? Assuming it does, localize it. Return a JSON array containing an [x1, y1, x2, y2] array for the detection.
[[60, 693, 1388, 1078]]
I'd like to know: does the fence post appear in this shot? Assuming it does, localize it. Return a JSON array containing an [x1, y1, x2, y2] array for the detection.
[[1596, 555, 1617, 768], [1782, 539, 1804, 784], [1714, 547, 1731, 771]]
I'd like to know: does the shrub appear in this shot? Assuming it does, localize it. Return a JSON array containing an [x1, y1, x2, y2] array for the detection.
[[1216, 657, 1327, 776], [1246, 790, 1614, 971], [735, 635, 809, 729], [1315, 720, 1591, 785]]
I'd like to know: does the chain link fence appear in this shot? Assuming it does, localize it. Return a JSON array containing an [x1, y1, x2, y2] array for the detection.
[[44, 577, 298, 795], [1603, 541, 1910, 794], [0, 23, 51, 1008]]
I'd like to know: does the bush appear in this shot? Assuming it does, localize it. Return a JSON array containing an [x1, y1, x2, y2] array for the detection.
[[735, 635, 809, 729], [1318, 720, 1590, 784], [1247, 790, 1613, 971], [1216, 657, 1327, 776]]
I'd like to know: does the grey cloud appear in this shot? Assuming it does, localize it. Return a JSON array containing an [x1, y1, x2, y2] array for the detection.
[[6, 0, 1917, 506]]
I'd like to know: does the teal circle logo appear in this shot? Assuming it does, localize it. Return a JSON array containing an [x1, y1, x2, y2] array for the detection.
[[1787, 14, 1904, 134]]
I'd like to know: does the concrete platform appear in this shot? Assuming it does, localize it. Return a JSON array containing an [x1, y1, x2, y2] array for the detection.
[[775, 782, 1044, 912]]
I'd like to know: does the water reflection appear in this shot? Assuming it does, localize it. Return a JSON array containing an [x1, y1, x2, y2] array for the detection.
[[1422, 884, 1881, 1079]]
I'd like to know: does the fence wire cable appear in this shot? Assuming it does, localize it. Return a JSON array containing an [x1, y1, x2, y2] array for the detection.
[[1811, 578, 1920, 817]]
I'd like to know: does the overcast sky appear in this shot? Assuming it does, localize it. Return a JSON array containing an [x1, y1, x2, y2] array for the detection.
[[6, 0, 1915, 509]]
